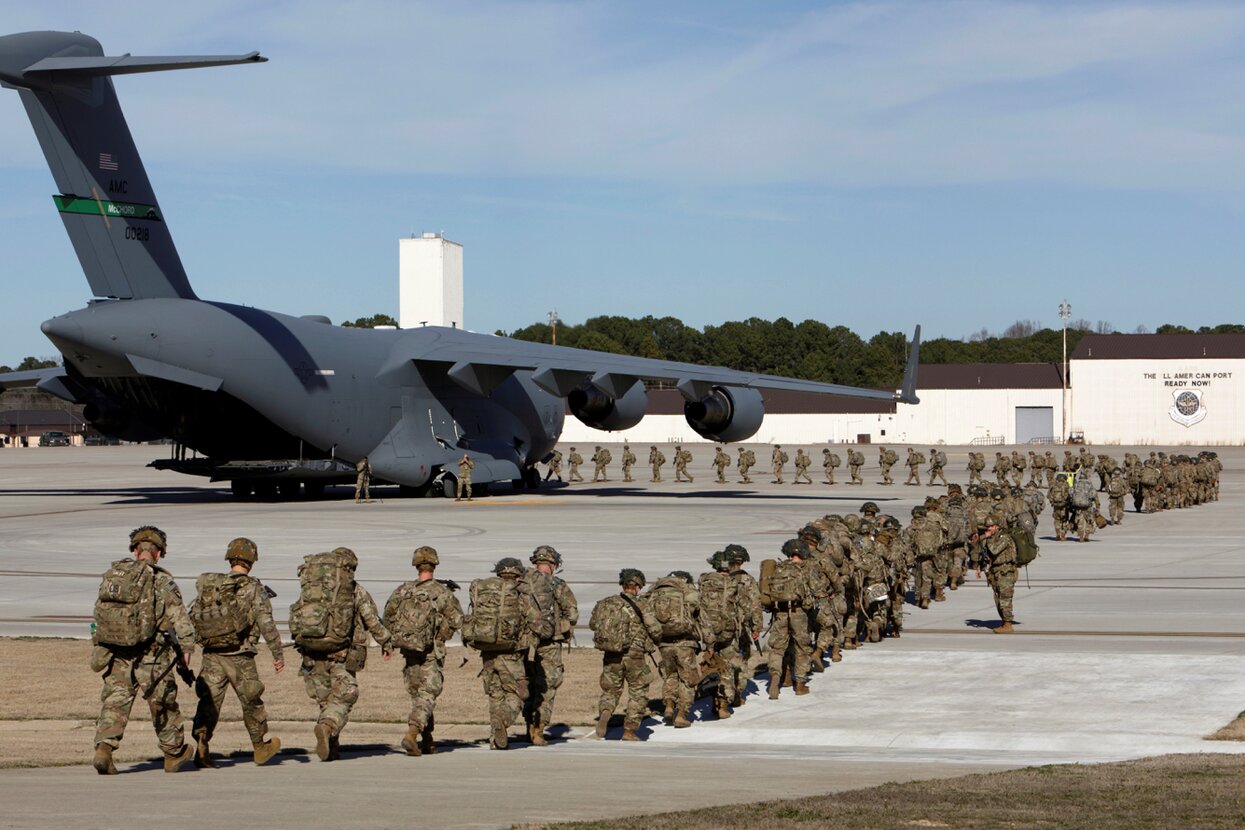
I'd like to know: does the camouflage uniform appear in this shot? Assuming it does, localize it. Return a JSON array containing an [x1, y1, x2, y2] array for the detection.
[[984, 526, 1018, 630], [544, 449, 563, 481], [568, 448, 584, 482], [354, 456, 371, 502], [594, 577, 662, 738], [300, 579, 392, 755], [737, 447, 753, 483], [1010, 450, 1026, 488], [771, 446, 786, 483], [621, 445, 636, 482], [525, 550, 579, 742], [1106, 469, 1128, 525], [192, 566, 283, 754], [1044, 451, 1058, 486], [728, 552, 763, 705], [674, 446, 694, 482], [847, 449, 864, 485], [993, 453, 1011, 486], [1049, 476, 1071, 541], [927, 449, 948, 486], [94, 557, 196, 761], [793, 449, 813, 484], [456, 454, 474, 500], [905, 449, 921, 485], [591, 446, 610, 482], [878, 448, 895, 485], [698, 557, 740, 716], [649, 446, 665, 482], [823, 450, 839, 484], [650, 575, 700, 726], [765, 545, 817, 696], [713, 447, 730, 483]]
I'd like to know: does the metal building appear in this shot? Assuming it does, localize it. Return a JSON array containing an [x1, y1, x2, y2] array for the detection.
[[399, 233, 463, 330]]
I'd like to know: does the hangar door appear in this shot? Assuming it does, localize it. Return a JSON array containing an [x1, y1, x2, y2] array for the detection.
[[1015, 407, 1053, 444]]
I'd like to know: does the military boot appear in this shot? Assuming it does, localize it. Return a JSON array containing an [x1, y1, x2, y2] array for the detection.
[[830, 642, 842, 663], [768, 682, 781, 700], [794, 679, 810, 696], [528, 722, 548, 747], [313, 721, 332, 762], [994, 621, 1015, 634], [662, 700, 675, 724], [421, 719, 437, 755], [491, 723, 509, 750], [194, 731, 214, 768], [620, 727, 641, 741], [594, 711, 612, 738], [673, 708, 692, 729], [935, 586, 946, 602], [163, 743, 195, 773], [733, 691, 746, 707], [93, 743, 117, 775], [327, 733, 341, 762], [715, 701, 732, 720], [810, 656, 825, 673], [253, 737, 281, 766], [400, 727, 422, 756]]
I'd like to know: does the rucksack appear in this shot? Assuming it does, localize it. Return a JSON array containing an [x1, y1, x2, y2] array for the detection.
[[1070, 477, 1094, 509], [600, 449, 612, 464], [190, 573, 253, 652], [935, 450, 948, 467], [849, 450, 863, 465], [650, 577, 696, 638], [697, 571, 737, 642], [779, 451, 789, 465], [521, 569, 557, 642], [289, 552, 356, 653], [1013, 454, 1027, 470], [828, 452, 841, 467], [93, 559, 157, 648], [943, 502, 969, 545], [1140, 466, 1159, 486], [1006, 527, 1039, 567], [883, 449, 898, 465], [912, 452, 926, 465], [462, 576, 525, 651], [743, 450, 756, 465], [912, 518, 941, 558], [760, 558, 802, 605], [589, 596, 634, 653], [970, 454, 985, 471], [383, 581, 438, 652]]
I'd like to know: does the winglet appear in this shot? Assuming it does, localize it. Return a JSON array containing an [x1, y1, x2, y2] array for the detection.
[[896, 324, 921, 405]]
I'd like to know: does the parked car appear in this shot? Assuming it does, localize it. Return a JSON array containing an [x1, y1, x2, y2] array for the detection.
[[39, 431, 70, 447]]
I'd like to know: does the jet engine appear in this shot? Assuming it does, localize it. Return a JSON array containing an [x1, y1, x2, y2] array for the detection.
[[684, 386, 764, 442], [568, 382, 647, 431], [83, 401, 131, 436]]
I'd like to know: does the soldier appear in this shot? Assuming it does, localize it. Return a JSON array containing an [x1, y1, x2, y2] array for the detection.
[[469, 558, 530, 750], [967, 451, 985, 487], [725, 545, 762, 705], [591, 445, 612, 482], [1049, 473, 1071, 541], [1063, 449, 1077, 472], [191, 537, 284, 769], [793, 449, 813, 484], [993, 451, 1011, 485], [878, 446, 895, 485], [1106, 467, 1128, 525], [699, 552, 740, 719], [943, 491, 970, 589], [544, 449, 563, 482], [823, 448, 840, 484], [1028, 450, 1043, 486], [298, 547, 392, 762], [567, 447, 584, 482], [591, 569, 661, 741], [927, 448, 948, 487], [92, 526, 197, 775], [355, 455, 372, 503], [1044, 450, 1058, 486], [713, 446, 731, 483], [905, 448, 922, 485], [524, 545, 578, 746], [674, 445, 695, 482], [847, 448, 864, 484], [982, 518, 1017, 633], [737, 446, 754, 483], [649, 445, 666, 482], [455, 452, 475, 501], [908, 506, 939, 608], [924, 497, 952, 599], [764, 539, 815, 698], [1010, 450, 1026, 488], [621, 443, 637, 482], [771, 445, 787, 483], [648, 571, 700, 728], [384, 546, 463, 757], [967, 486, 993, 570]]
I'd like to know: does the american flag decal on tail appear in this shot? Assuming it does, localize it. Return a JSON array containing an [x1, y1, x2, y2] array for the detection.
[[98, 152, 119, 171]]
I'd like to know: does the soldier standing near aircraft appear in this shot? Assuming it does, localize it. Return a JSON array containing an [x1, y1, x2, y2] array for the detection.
[[191, 537, 284, 769], [591, 445, 611, 482], [713, 446, 731, 483], [650, 445, 666, 482], [355, 455, 372, 503], [621, 443, 636, 482], [456, 453, 474, 501], [648, 571, 700, 728], [793, 449, 813, 484], [737, 447, 755, 483], [544, 449, 563, 482], [771, 445, 787, 483], [567, 448, 584, 482], [92, 526, 197, 775], [674, 445, 694, 482]]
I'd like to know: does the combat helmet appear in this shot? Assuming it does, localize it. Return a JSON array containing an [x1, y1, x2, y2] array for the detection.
[[226, 537, 258, 565], [619, 568, 646, 588], [860, 501, 879, 516], [412, 545, 439, 568], [129, 525, 167, 553], [493, 557, 524, 577], [723, 543, 750, 564], [530, 544, 561, 569], [911, 505, 927, 518], [667, 570, 694, 584], [842, 514, 861, 533], [781, 538, 810, 559], [332, 546, 359, 570]]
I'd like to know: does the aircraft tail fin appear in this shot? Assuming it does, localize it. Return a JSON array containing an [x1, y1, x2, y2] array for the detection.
[[0, 31, 264, 300], [897, 324, 921, 405]]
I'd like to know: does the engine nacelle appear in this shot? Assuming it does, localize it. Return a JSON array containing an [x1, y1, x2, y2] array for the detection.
[[568, 382, 647, 431], [684, 386, 764, 442], [83, 401, 131, 437]]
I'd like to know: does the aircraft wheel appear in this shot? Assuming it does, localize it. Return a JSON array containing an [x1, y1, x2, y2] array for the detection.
[[524, 467, 541, 489], [230, 480, 254, 499], [441, 475, 457, 499]]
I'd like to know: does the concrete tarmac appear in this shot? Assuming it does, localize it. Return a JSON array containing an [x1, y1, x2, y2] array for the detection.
[[1, 443, 1243, 827]]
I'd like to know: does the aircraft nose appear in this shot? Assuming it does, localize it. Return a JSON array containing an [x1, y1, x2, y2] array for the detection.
[[40, 315, 84, 347]]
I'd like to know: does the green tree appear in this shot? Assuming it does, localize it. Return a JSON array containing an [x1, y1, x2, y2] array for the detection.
[[341, 313, 398, 328], [17, 356, 58, 371]]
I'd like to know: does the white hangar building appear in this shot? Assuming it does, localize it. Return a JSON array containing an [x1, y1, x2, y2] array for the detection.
[[557, 333, 1244, 447]]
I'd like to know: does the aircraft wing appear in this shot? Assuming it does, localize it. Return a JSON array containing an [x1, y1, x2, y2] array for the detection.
[[405, 325, 920, 404], [0, 366, 90, 405]]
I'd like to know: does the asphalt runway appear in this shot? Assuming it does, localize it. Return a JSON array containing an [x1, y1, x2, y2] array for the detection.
[[1, 443, 1243, 828]]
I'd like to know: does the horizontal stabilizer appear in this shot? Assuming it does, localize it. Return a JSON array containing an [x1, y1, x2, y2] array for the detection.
[[23, 52, 264, 79], [0, 367, 64, 391]]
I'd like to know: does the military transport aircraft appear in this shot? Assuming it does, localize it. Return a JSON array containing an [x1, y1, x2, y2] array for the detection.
[[0, 31, 919, 499]]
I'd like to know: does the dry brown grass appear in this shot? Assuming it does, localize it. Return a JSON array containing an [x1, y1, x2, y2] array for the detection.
[[1207, 711, 1245, 741], [529, 754, 1245, 830]]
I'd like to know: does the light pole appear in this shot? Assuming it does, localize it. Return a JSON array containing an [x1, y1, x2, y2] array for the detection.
[[547, 308, 560, 346], [1059, 300, 1071, 443]]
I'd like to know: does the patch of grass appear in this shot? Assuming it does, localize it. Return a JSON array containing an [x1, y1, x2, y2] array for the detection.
[[526, 754, 1245, 830]]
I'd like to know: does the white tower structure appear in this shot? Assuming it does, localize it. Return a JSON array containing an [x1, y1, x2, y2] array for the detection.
[[399, 232, 463, 329]]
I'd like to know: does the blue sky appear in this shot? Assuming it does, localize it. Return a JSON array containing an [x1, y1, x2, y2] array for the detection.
[[2, 0, 1244, 363]]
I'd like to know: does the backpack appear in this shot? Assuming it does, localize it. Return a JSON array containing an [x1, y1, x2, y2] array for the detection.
[[1013, 454, 1027, 470], [190, 573, 253, 652], [943, 502, 969, 545], [655, 451, 666, 465], [600, 449, 612, 464], [759, 558, 802, 605], [650, 577, 695, 638], [521, 569, 557, 642], [589, 596, 634, 653], [779, 451, 789, 465], [1070, 477, 1094, 509], [883, 449, 898, 465], [935, 450, 948, 467], [1140, 466, 1159, 486], [849, 450, 863, 465], [912, 518, 941, 558], [289, 552, 356, 653], [383, 581, 438, 652], [829, 452, 842, 467], [912, 452, 926, 465], [697, 571, 736, 642], [1006, 527, 1039, 567], [743, 450, 756, 465], [970, 454, 985, 471], [462, 576, 525, 651], [93, 559, 157, 648]]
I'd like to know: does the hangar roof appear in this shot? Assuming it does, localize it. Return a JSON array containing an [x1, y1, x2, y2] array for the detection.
[[1071, 333, 1245, 360], [917, 363, 1063, 389], [0, 409, 85, 427]]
